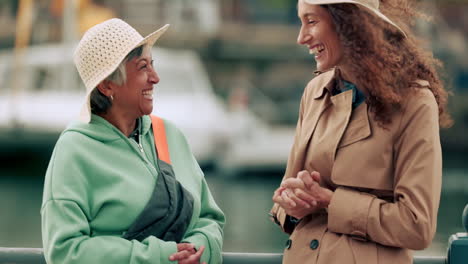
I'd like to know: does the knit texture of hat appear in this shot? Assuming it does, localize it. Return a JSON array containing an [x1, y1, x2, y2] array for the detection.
[[73, 18, 169, 122]]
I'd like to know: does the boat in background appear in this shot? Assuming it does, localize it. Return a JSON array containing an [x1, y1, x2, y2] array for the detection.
[[0, 44, 231, 168]]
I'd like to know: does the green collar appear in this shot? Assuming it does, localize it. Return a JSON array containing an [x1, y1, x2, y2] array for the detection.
[[332, 80, 366, 109]]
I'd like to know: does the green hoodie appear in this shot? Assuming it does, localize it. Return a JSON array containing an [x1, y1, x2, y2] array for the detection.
[[41, 114, 225, 264]]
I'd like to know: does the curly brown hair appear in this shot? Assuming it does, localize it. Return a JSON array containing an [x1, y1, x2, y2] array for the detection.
[[324, 0, 452, 128]]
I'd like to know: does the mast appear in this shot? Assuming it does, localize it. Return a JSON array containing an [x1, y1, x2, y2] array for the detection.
[[9, 0, 34, 126], [61, 0, 78, 92]]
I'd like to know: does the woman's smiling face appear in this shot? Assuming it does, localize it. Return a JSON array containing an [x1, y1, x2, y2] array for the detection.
[[113, 46, 160, 118], [297, 1, 344, 72]]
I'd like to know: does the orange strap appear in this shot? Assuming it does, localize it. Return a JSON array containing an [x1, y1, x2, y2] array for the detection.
[[150, 115, 171, 165]]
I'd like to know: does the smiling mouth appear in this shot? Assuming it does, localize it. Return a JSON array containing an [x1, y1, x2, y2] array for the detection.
[[309, 44, 325, 55], [142, 90, 153, 100]]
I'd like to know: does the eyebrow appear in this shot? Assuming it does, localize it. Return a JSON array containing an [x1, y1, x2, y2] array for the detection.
[[302, 12, 319, 18], [135, 57, 151, 65]]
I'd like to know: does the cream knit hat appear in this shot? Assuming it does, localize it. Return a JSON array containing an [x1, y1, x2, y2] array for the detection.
[[74, 18, 169, 123], [302, 0, 406, 37]]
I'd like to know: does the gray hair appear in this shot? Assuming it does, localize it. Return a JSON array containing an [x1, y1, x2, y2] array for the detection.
[[90, 45, 145, 115]]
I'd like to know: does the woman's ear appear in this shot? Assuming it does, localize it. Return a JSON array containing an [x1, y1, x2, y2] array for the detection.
[[96, 80, 114, 97]]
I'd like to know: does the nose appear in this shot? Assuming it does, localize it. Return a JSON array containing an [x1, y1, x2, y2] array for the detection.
[[297, 26, 311, 45], [148, 67, 159, 84]]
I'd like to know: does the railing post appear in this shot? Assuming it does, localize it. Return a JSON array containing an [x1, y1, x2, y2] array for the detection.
[[447, 204, 468, 264]]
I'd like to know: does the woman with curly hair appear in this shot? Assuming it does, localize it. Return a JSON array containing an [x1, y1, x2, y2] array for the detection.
[[270, 0, 451, 263]]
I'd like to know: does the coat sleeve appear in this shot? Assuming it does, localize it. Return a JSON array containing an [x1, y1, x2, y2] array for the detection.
[[41, 135, 178, 264], [270, 86, 308, 234], [327, 88, 442, 250]]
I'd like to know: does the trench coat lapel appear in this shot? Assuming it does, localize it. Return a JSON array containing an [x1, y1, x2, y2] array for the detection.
[[286, 68, 372, 181], [329, 90, 354, 161], [295, 96, 331, 168], [285, 71, 335, 179]]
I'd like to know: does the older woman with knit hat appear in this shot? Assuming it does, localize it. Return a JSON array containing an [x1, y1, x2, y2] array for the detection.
[[270, 0, 451, 263], [41, 19, 224, 264]]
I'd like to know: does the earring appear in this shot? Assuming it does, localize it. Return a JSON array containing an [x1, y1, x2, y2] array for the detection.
[[110, 95, 114, 101]]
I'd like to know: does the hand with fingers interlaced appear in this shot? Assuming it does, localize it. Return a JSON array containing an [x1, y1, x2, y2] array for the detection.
[[272, 170, 334, 220]]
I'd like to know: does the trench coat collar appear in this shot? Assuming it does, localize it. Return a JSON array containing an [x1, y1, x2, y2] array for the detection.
[[312, 68, 341, 99], [313, 69, 432, 100]]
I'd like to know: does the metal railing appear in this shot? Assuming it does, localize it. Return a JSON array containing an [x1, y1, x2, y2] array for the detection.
[[1, 205, 466, 263], [0, 248, 447, 264]]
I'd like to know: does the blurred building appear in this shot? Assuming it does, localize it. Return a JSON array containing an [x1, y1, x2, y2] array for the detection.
[[0, 0, 467, 149], [97, 0, 221, 48], [58, 0, 116, 35]]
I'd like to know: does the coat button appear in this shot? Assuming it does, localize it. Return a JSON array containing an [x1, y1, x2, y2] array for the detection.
[[285, 239, 292, 249], [310, 239, 319, 250]]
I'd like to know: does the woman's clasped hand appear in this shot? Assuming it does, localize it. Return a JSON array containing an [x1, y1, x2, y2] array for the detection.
[[169, 243, 206, 264], [273, 171, 333, 219]]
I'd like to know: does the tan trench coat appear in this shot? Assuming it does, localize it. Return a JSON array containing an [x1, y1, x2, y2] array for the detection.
[[270, 68, 442, 264]]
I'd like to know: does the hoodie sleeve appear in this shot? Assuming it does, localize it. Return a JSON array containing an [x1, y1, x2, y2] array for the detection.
[[41, 133, 178, 264], [181, 173, 225, 264], [164, 120, 225, 264], [41, 199, 177, 264]]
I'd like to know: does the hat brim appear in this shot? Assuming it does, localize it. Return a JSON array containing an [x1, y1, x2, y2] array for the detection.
[[79, 24, 170, 123], [303, 0, 407, 37], [138, 23, 170, 48]]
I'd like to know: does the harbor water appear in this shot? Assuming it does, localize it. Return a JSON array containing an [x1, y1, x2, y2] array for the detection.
[[0, 151, 467, 257]]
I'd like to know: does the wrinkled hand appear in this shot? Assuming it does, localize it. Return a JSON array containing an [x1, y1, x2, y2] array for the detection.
[[169, 243, 206, 264], [281, 170, 333, 209]]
